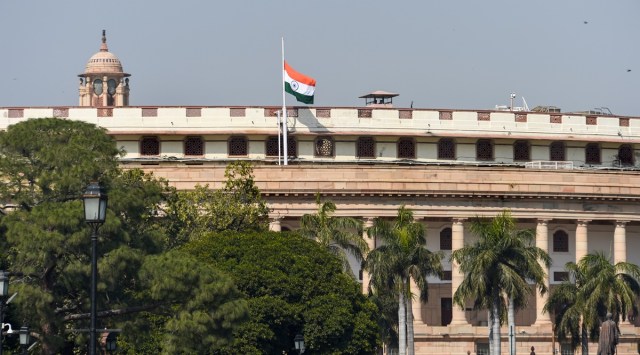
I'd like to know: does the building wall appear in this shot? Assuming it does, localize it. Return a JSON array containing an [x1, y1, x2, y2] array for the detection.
[[3, 106, 640, 353]]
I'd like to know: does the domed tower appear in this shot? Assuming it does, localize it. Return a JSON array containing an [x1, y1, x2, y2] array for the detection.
[[78, 30, 130, 107]]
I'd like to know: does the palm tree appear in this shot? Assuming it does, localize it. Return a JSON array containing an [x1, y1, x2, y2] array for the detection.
[[299, 193, 367, 275], [451, 210, 550, 355], [544, 252, 640, 354], [364, 206, 443, 355]]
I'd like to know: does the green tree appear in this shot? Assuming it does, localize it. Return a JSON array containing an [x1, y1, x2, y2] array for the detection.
[[165, 161, 269, 246], [364, 206, 443, 355], [0, 118, 247, 354], [451, 210, 550, 355], [544, 252, 640, 354], [183, 230, 381, 355], [299, 193, 367, 275], [0, 117, 121, 210]]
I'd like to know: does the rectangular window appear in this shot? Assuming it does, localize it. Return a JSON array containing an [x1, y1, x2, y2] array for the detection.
[[554, 272, 569, 282], [476, 343, 490, 355], [441, 298, 452, 326]]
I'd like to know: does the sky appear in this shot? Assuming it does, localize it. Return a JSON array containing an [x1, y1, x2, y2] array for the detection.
[[1, 0, 638, 115]]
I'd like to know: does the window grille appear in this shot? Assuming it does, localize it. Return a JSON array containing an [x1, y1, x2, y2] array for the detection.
[[184, 136, 204, 156], [513, 140, 531, 161], [550, 141, 566, 161], [316, 109, 331, 118], [438, 138, 455, 160], [140, 137, 159, 156], [440, 228, 452, 250], [619, 144, 634, 166], [553, 230, 569, 252], [228, 136, 248, 156], [358, 109, 372, 118], [357, 137, 375, 158], [476, 343, 490, 355], [315, 136, 334, 157], [397, 138, 415, 159], [585, 143, 601, 164], [560, 344, 573, 355], [186, 108, 202, 117], [476, 139, 493, 161], [266, 136, 297, 158]]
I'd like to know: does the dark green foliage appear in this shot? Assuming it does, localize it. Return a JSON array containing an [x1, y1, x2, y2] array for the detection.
[[0, 118, 248, 354], [0, 117, 122, 210], [544, 252, 640, 352], [184, 231, 381, 355]]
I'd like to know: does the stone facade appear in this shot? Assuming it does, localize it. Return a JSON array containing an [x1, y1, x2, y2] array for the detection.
[[3, 104, 640, 353]]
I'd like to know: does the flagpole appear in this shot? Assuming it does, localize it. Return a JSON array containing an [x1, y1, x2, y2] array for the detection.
[[276, 110, 281, 165], [281, 37, 288, 166]]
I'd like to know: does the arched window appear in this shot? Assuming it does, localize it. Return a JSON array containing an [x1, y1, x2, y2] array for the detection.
[[397, 138, 416, 159], [513, 140, 530, 162], [140, 136, 159, 156], [184, 136, 204, 156], [357, 137, 375, 158], [228, 136, 248, 156], [550, 141, 566, 161], [553, 230, 569, 252], [585, 143, 601, 165], [438, 138, 455, 160], [266, 136, 297, 158], [476, 139, 493, 161], [618, 144, 634, 166], [315, 136, 334, 157], [440, 228, 452, 251]]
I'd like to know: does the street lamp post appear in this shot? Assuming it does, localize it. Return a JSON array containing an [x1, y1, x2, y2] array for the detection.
[[83, 182, 108, 355], [19, 325, 30, 355], [294, 334, 305, 354], [0, 270, 9, 355]]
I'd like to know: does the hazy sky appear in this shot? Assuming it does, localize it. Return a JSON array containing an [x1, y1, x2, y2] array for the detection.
[[1, 1, 638, 115]]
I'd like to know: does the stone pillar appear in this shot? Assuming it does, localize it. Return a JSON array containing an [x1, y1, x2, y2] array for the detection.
[[614, 221, 628, 265], [451, 218, 467, 325], [535, 219, 551, 325], [575, 220, 590, 263], [361, 218, 376, 295], [410, 278, 423, 323], [268, 217, 282, 232]]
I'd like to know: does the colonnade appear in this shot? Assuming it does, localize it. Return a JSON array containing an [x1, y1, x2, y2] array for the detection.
[[269, 216, 631, 327]]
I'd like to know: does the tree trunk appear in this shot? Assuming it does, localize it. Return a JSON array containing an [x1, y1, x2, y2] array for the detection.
[[406, 288, 415, 355], [508, 296, 515, 355], [581, 323, 589, 355], [398, 290, 407, 355], [488, 310, 493, 355], [492, 294, 502, 355]]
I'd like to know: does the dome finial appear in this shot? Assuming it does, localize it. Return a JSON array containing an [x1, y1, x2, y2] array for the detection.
[[100, 29, 108, 52]]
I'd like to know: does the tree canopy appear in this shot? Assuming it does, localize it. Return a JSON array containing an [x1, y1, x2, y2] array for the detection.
[[164, 161, 270, 247], [451, 210, 550, 355], [299, 193, 366, 275], [544, 252, 640, 353], [364, 206, 443, 355], [0, 118, 248, 354], [183, 230, 381, 355]]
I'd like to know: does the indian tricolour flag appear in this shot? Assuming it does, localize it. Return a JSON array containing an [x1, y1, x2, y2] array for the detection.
[[284, 61, 316, 104]]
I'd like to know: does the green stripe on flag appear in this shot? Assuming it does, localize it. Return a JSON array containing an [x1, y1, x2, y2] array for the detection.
[[285, 82, 314, 104]]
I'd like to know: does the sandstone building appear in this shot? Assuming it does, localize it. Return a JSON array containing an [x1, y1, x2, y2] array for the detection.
[[2, 32, 640, 355]]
